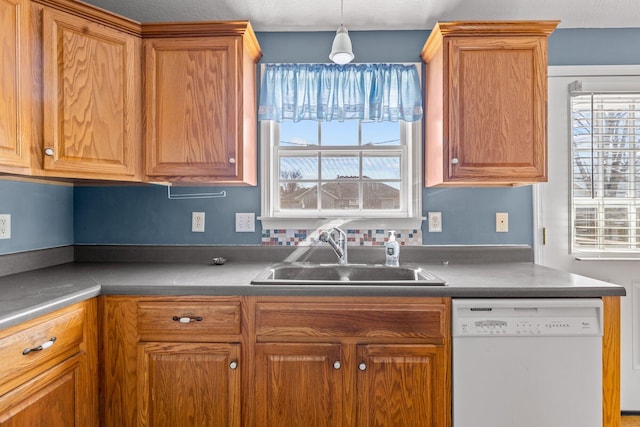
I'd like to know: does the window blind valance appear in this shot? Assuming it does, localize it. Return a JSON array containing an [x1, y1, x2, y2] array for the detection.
[[258, 63, 423, 123]]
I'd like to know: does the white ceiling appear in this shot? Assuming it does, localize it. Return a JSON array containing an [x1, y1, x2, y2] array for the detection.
[[80, 0, 640, 31]]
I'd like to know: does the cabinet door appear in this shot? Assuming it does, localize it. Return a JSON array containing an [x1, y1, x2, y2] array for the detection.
[[0, 357, 79, 427], [144, 37, 241, 180], [447, 36, 547, 182], [255, 343, 344, 427], [0, 0, 30, 172], [41, 9, 141, 180], [356, 344, 449, 427], [137, 342, 241, 427]]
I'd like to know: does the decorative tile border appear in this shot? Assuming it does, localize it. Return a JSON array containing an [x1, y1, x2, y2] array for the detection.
[[261, 229, 422, 246]]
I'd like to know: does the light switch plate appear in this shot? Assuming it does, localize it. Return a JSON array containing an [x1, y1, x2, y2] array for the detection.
[[0, 214, 11, 239], [235, 213, 255, 232]]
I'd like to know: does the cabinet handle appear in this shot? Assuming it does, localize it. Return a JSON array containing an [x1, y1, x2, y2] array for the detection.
[[228, 157, 236, 164], [333, 361, 341, 370], [44, 148, 55, 156], [23, 337, 57, 355], [229, 361, 238, 370], [358, 362, 367, 371], [172, 316, 203, 323], [451, 157, 459, 165]]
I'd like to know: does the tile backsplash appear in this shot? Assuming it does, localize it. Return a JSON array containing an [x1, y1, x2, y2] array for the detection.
[[262, 229, 422, 246]]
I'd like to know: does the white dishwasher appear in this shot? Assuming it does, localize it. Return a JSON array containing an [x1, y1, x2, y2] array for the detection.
[[452, 298, 603, 427]]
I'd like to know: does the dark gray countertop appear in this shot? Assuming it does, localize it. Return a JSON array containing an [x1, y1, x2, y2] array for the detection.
[[0, 259, 626, 331]]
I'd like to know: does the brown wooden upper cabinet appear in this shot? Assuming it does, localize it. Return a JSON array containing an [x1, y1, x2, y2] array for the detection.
[[41, 8, 142, 181], [0, 0, 31, 174], [421, 21, 559, 186], [142, 22, 262, 185]]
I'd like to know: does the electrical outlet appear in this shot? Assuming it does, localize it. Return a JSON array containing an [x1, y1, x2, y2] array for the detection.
[[0, 214, 11, 239], [235, 213, 255, 232], [496, 212, 509, 233], [428, 212, 442, 232], [192, 212, 205, 232]]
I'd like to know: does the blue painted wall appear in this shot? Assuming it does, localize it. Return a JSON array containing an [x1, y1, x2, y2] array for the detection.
[[0, 180, 73, 254], [549, 28, 640, 65], [4, 27, 640, 253], [74, 185, 260, 245]]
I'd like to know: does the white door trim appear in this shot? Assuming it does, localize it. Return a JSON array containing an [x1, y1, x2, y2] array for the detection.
[[536, 65, 640, 411]]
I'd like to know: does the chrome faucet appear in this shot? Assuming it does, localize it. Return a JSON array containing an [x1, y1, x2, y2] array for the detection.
[[319, 227, 348, 265]]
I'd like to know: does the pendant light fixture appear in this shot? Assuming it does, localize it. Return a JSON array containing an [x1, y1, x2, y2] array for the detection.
[[329, 0, 354, 64]]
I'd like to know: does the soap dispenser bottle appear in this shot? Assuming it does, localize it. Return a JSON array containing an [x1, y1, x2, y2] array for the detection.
[[385, 231, 400, 267]]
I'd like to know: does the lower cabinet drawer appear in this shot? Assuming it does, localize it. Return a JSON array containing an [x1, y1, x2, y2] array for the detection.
[[137, 301, 241, 341], [256, 299, 448, 341], [0, 304, 85, 394]]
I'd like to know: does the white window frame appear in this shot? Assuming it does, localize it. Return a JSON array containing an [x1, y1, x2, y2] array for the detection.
[[569, 81, 640, 256], [534, 66, 640, 264], [274, 124, 407, 214], [259, 106, 423, 230]]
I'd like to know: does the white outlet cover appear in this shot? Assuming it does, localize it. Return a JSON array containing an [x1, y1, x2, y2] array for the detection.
[[192, 212, 205, 232], [428, 212, 442, 232], [0, 214, 11, 239]]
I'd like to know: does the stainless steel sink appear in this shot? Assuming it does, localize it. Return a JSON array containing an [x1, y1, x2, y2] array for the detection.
[[251, 263, 446, 286]]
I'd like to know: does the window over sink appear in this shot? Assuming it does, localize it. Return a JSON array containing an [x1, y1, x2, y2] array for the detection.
[[258, 63, 424, 230]]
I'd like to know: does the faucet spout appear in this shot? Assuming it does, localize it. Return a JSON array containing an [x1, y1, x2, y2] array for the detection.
[[319, 227, 348, 265]]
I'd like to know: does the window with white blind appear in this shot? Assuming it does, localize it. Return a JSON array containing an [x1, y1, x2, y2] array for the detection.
[[570, 81, 640, 253]]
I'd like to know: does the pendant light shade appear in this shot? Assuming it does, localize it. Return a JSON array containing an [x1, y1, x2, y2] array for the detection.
[[329, 0, 354, 64], [330, 25, 354, 64]]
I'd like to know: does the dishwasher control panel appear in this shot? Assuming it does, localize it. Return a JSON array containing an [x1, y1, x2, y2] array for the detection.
[[456, 316, 600, 336], [452, 299, 603, 337]]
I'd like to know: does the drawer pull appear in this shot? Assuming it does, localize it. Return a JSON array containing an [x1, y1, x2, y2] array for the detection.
[[172, 316, 203, 324], [333, 361, 341, 370], [23, 337, 57, 355], [44, 148, 55, 156], [358, 362, 367, 371], [229, 361, 238, 370]]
